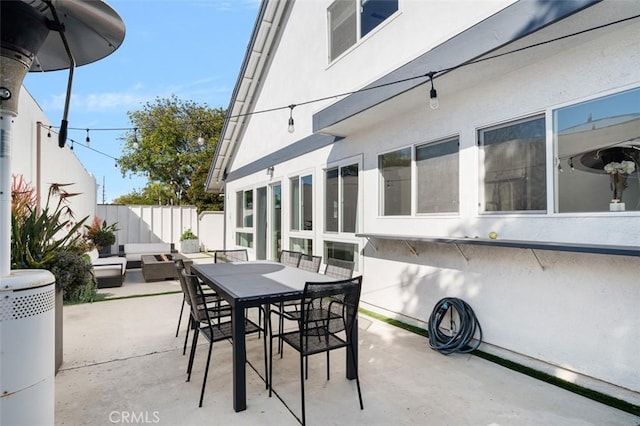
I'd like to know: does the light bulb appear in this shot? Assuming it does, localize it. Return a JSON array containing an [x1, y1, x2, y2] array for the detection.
[[429, 88, 439, 109], [288, 117, 295, 133]]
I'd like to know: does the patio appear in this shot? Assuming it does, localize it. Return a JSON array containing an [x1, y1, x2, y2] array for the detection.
[[55, 255, 638, 425]]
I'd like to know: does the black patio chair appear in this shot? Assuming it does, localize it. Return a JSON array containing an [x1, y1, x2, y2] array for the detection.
[[278, 249, 302, 267], [324, 258, 355, 279], [297, 254, 322, 273], [183, 270, 266, 407], [268, 276, 364, 425], [214, 249, 248, 263], [276, 254, 323, 354], [175, 259, 230, 356]]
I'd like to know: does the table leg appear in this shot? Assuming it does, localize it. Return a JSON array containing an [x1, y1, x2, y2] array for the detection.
[[346, 315, 358, 380], [232, 304, 247, 412]]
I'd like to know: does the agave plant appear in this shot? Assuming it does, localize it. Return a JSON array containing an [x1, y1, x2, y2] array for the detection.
[[11, 178, 88, 269]]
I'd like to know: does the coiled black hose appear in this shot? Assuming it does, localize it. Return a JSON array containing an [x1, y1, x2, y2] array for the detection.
[[428, 297, 482, 355]]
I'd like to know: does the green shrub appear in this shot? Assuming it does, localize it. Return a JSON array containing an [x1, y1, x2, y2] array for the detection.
[[180, 228, 198, 241], [46, 250, 100, 303]]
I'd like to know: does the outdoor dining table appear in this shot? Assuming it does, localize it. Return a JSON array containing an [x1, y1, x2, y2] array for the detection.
[[190, 260, 359, 412]]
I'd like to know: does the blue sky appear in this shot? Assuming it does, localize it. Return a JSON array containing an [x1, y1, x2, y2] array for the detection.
[[23, 0, 260, 203]]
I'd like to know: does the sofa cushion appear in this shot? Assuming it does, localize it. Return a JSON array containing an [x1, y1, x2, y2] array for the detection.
[[123, 243, 174, 263]]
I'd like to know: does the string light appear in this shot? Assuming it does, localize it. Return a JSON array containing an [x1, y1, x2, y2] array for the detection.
[[70, 140, 74, 150], [287, 104, 296, 133], [47, 126, 51, 138], [44, 14, 638, 154], [427, 71, 439, 109], [85, 128, 90, 146]]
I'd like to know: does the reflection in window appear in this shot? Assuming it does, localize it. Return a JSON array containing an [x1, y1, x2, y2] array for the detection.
[[479, 117, 546, 212], [327, 0, 398, 62], [328, 0, 357, 61], [416, 138, 459, 214], [324, 241, 357, 265], [236, 232, 253, 248], [290, 237, 313, 255], [236, 189, 253, 228], [291, 174, 313, 231], [341, 164, 359, 232], [326, 164, 359, 233], [301, 175, 313, 230], [243, 190, 253, 227], [361, 0, 398, 37], [555, 87, 640, 212], [290, 177, 300, 230], [326, 168, 339, 232], [379, 148, 411, 215]]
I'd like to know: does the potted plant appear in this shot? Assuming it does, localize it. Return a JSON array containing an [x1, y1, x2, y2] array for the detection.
[[85, 217, 119, 255], [180, 228, 200, 253], [11, 176, 99, 373]]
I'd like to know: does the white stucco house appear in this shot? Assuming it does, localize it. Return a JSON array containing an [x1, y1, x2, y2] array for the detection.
[[14, 86, 97, 225], [205, 0, 640, 405]]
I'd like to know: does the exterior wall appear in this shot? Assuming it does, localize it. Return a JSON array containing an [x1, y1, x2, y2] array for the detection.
[[96, 205, 200, 251], [14, 87, 96, 228], [232, 0, 515, 170], [220, 1, 640, 403], [198, 211, 225, 251]]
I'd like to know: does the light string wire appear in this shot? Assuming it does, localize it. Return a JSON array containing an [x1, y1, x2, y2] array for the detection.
[[47, 13, 640, 161]]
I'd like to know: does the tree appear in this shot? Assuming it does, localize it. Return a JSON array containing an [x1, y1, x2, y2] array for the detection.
[[112, 182, 174, 205], [117, 95, 225, 210]]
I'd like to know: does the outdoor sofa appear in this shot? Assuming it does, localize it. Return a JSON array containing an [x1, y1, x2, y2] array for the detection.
[[87, 248, 127, 288], [119, 243, 176, 269]]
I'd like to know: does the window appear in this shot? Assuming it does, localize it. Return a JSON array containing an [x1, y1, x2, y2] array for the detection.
[[361, 0, 398, 37], [324, 241, 358, 266], [328, 0, 398, 62], [379, 148, 411, 215], [479, 116, 546, 212], [236, 232, 253, 248], [243, 190, 253, 227], [326, 163, 359, 232], [291, 175, 313, 231], [236, 189, 254, 247], [290, 237, 313, 255], [416, 137, 459, 214], [555, 87, 640, 213]]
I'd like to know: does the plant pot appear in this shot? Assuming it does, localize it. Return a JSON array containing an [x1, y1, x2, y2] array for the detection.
[[55, 287, 63, 374], [180, 239, 200, 254]]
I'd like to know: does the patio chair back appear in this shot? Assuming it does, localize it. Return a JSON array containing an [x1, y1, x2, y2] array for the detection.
[[279, 250, 302, 267], [214, 249, 248, 263], [269, 275, 364, 425], [182, 269, 211, 323], [297, 254, 322, 273], [324, 258, 355, 279]]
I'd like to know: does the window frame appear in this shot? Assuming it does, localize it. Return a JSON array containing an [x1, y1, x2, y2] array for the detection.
[[235, 188, 255, 248], [477, 114, 548, 215], [290, 173, 314, 232], [327, 0, 400, 63], [325, 156, 361, 234], [553, 85, 640, 214], [378, 145, 413, 216], [415, 136, 461, 215]]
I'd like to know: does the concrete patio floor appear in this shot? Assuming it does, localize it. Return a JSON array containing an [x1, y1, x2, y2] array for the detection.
[[55, 257, 639, 425]]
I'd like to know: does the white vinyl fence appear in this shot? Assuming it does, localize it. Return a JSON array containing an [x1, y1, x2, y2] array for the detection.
[[96, 205, 224, 252]]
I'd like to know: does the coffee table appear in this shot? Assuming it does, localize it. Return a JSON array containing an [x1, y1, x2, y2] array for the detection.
[[141, 253, 193, 282]]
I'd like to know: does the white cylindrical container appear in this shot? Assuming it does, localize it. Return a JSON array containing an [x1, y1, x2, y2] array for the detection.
[[0, 269, 56, 426]]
